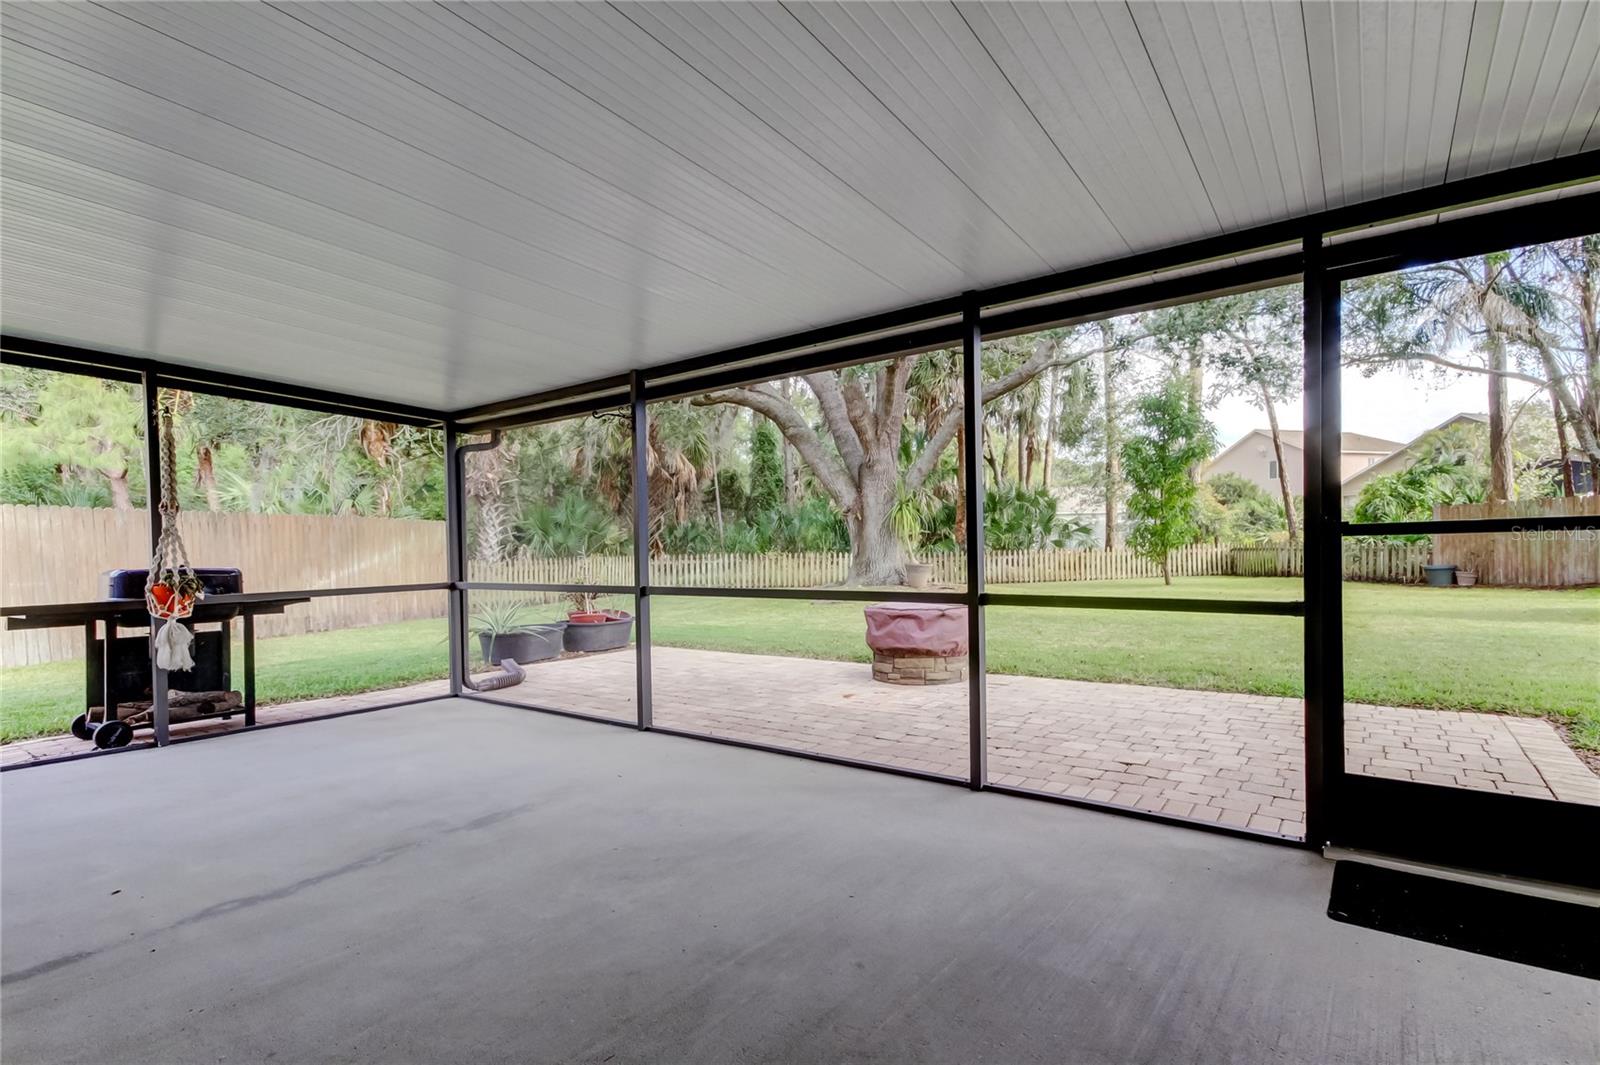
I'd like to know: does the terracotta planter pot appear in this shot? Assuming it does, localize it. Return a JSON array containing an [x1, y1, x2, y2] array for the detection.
[[563, 615, 633, 653], [567, 612, 609, 624], [148, 584, 197, 619]]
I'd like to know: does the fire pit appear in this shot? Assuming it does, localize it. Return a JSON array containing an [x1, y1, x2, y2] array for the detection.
[[863, 602, 968, 686]]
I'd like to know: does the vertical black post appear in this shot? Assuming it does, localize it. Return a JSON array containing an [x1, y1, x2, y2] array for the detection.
[[443, 421, 467, 696], [1302, 235, 1343, 847], [631, 371, 652, 730], [961, 293, 986, 790], [141, 370, 169, 746], [83, 620, 96, 719], [243, 613, 256, 727]]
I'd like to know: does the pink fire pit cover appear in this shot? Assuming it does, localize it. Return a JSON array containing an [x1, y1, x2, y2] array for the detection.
[[863, 602, 968, 657]]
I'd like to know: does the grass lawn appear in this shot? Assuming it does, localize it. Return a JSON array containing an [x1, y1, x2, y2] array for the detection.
[[0, 618, 452, 744], [3, 578, 1596, 750]]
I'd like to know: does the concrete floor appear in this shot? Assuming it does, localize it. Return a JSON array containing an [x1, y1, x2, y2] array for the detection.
[[2, 701, 1593, 1065]]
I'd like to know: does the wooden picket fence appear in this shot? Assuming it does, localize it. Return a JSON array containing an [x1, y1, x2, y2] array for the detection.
[[6, 495, 1592, 667], [1, 505, 446, 669], [1434, 496, 1600, 586], [468, 542, 1436, 588]]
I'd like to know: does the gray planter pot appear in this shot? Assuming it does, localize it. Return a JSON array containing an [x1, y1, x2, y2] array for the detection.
[[1421, 563, 1457, 588], [479, 622, 567, 665], [564, 615, 633, 653]]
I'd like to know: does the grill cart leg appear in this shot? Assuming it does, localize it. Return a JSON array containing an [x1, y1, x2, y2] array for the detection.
[[102, 619, 117, 726], [243, 613, 256, 727], [73, 621, 96, 740]]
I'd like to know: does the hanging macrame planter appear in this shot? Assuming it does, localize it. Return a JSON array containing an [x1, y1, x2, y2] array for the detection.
[[145, 396, 201, 671]]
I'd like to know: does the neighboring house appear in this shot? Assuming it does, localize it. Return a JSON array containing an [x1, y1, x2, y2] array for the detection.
[[1053, 486, 1115, 547], [1338, 413, 1487, 511], [1204, 429, 1403, 499]]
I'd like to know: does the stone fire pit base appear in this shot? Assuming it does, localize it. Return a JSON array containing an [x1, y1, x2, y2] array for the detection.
[[871, 650, 968, 685]]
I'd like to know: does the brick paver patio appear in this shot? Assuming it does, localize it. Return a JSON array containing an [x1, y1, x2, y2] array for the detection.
[[6, 649, 1595, 838], [481, 647, 1599, 837]]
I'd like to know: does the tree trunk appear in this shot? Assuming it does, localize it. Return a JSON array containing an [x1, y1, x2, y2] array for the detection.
[[107, 467, 132, 512], [846, 455, 903, 585], [1262, 385, 1299, 540], [1017, 415, 1028, 488], [953, 423, 968, 546], [1534, 335, 1600, 471], [1554, 397, 1576, 496], [1186, 351, 1205, 481], [780, 381, 796, 504], [1042, 365, 1058, 488], [1101, 333, 1120, 551], [1487, 333, 1512, 502], [197, 445, 221, 512], [1160, 555, 1171, 586], [710, 441, 725, 544]]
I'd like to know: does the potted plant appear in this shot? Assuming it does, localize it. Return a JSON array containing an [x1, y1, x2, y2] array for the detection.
[[562, 589, 634, 653], [472, 601, 566, 665], [565, 587, 608, 624], [148, 567, 205, 618], [893, 483, 932, 589], [1420, 547, 1456, 588]]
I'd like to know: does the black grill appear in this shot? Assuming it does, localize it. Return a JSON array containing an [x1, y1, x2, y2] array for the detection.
[[103, 567, 243, 598]]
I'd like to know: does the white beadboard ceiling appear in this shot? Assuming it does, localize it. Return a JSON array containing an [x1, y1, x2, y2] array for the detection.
[[2, 1, 1596, 411]]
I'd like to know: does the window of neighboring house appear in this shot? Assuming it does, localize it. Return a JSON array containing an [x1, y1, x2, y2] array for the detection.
[[1268, 460, 1279, 480], [1367, 456, 1377, 467]]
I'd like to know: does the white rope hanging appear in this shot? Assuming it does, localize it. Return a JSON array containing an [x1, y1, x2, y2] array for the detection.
[[145, 395, 200, 670]]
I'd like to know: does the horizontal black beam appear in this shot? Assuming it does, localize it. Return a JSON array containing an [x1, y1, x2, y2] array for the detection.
[[461, 582, 634, 595], [1, 348, 144, 385], [2, 335, 446, 427], [642, 320, 962, 402], [460, 393, 632, 434], [639, 299, 965, 390], [982, 593, 1305, 616], [980, 253, 1303, 340], [646, 585, 967, 604], [1326, 190, 1600, 279], [215, 584, 451, 602], [469, 583, 1306, 613], [454, 374, 632, 429], [1343, 515, 1598, 537]]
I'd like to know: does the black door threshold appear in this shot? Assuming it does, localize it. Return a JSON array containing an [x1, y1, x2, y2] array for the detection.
[[1328, 861, 1598, 979]]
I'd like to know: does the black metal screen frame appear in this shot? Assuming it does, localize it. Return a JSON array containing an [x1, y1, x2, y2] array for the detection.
[[8, 156, 1600, 883], [1312, 210, 1600, 885], [1, 345, 455, 749]]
